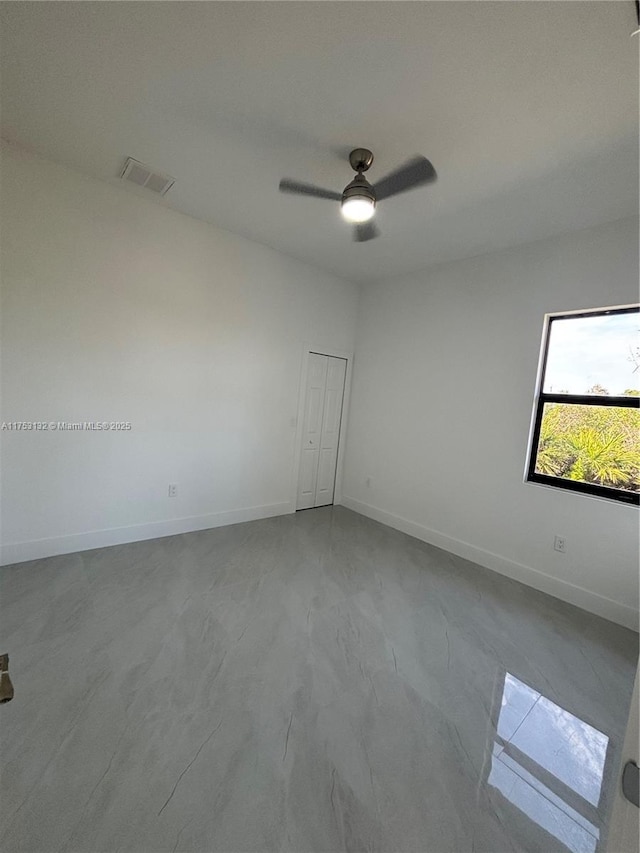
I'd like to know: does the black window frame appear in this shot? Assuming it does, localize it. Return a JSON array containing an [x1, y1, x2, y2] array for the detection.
[[527, 305, 640, 506]]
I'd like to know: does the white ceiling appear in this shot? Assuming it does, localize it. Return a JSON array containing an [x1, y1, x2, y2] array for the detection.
[[1, 1, 637, 284]]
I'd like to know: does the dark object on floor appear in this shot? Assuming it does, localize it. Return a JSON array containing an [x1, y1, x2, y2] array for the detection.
[[0, 653, 14, 703]]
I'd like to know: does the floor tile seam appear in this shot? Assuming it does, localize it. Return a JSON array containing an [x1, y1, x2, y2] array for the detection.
[[505, 697, 542, 747]]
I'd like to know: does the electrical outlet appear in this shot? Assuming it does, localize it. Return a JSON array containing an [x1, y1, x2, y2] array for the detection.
[[554, 535, 566, 553], [168, 483, 178, 498]]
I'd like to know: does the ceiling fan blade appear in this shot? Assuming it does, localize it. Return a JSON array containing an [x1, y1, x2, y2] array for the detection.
[[373, 156, 437, 201], [278, 178, 341, 201], [353, 221, 380, 242]]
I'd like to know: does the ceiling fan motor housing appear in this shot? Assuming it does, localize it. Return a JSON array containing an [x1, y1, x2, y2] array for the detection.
[[342, 173, 376, 205]]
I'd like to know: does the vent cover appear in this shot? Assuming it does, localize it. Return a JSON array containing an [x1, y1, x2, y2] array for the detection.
[[120, 158, 175, 195]]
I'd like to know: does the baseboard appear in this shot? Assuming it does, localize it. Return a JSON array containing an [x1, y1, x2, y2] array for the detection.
[[340, 496, 639, 632], [0, 501, 294, 566]]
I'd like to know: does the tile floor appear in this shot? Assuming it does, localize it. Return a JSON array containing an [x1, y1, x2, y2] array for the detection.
[[1, 507, 637, 852]]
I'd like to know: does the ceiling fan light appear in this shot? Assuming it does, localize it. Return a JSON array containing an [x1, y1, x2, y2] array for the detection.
[[341, 196, 376, 223]]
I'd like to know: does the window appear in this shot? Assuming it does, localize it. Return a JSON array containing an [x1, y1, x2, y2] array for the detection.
[[527, 305, 640, 505]]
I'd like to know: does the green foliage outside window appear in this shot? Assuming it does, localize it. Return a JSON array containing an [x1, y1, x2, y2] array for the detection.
[[535, 402, 640, 492]]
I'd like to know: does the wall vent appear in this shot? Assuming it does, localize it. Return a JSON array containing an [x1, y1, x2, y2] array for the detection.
[[120, 158, 175, 195]]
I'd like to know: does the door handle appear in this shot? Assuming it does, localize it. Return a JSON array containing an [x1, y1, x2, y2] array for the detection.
[[0, 654, 13, 703], [622, 761, 639, 807]]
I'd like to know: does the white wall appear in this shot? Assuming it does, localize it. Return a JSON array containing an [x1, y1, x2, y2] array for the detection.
[[342, 218, 640, 630], [0, 143, 359, 563]]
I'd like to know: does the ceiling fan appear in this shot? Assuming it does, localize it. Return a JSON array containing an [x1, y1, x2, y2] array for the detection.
[[279, 148, 437, 242]]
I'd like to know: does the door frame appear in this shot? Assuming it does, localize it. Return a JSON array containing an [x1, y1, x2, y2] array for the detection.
[[290, 343, 354, 511]]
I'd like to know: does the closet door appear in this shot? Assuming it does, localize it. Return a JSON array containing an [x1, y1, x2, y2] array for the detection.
[[297, 353, 328, 510], [314, 356, 347, 507]]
